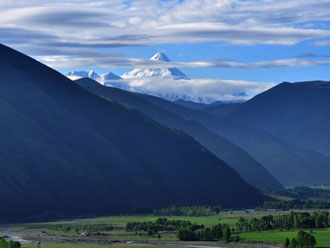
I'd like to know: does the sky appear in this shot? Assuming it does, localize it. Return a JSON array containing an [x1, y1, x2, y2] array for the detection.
[[1, 0, 330, 101]]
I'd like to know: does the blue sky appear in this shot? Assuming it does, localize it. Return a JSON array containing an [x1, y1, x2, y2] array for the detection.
[[100, 40, 330, 83], [1, 0, 330, 101]]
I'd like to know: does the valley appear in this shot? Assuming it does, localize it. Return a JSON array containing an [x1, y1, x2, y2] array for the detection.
[[2, 186, 330, 248], [1, 1, 330, 247], [1, 44, 330, 248], [2, 208, 330, 248]]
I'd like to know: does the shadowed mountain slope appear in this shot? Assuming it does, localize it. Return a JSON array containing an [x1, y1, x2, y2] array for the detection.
[[129, 91, 330, 187], [0, 44, 265, 221], [75, 78, 283, 190], [214, 81, 330, 158]]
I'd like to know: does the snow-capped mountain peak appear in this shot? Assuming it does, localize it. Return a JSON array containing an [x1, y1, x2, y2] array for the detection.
[[122, 52, 189, 80], [65, 71, 122, 84], [150, 52, 170, 62], [102, 72, 122, 81], [88, 70, 99, 80], [64, 53, 232, 104]]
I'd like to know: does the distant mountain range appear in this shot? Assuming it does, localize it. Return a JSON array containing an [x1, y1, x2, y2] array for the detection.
[[66, 52, 188, 83], [75, 77, 283, 190], [66, 70, 122, 83], [75, 76, 330, 187], [0, 44, 265, 221], [128, 88, 330, 187], [66, 52, 228, 104], [66, 54, 330, 187], [174, 99, 224, 110]]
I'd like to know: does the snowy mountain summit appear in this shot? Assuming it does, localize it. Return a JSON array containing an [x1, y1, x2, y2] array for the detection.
[[150, 52, 170, 62], [66, 70, 122, 85], [122, 52, 189, 80]]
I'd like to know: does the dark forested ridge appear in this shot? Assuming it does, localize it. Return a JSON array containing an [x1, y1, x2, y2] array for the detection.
[[174, 99, 223, 110], [0, 44, 266, 221], [75, 78, 283, 190], [207, 81, 330, 157], [129, 91, 330, 187]]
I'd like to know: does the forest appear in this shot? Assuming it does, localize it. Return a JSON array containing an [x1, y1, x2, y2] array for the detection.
[[236, 211, 329, 232]]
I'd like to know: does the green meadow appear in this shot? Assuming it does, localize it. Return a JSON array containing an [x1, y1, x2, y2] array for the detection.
[[238, 228, 330, 247], [21, 210, 294, 228], [4, 210, 330, 248]]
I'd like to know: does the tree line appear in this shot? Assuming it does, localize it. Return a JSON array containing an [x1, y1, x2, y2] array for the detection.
[[266, 186, 330, 199], [46, 224, 114, 233], [236, 211, 329, 232], [153, 205, 222, 216], [177, 223, 233, 243], [125, 218, 204, 236], [262, 199, 330, 210]]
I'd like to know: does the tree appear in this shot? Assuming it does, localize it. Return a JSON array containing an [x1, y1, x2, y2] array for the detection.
[[211, 223, 222, 240], [306, 234, 317, 248], [0, 238, 21, 248], [289, 238, 298, 248], [297, 230, 317, 248], [147, 228, 155, 236], [222, 225, 231, 243], [201, 228, 213, 241], [177, 228, 198, 241]]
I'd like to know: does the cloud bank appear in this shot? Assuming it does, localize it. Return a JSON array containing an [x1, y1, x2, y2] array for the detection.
[[1, 0, 330, 56], [1, 0, 330, 102], [101, 77, 276, 103], [43, 55, 330, 70]]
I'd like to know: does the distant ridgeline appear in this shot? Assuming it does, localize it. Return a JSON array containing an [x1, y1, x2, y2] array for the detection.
[[266, 186, 330, 199], [153, 205, 222, 216], [262, 186, 330, 210], [152, 201, 330, 215], [261, 199, 330, 210]]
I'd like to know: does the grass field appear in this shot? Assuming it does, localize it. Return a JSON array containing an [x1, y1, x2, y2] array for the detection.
[[20, 242, 246, 248], [238, 228, 330, 247], [5, 210, 330, 248], [21, 244, 182, 248], [19, 210, 297, 229]]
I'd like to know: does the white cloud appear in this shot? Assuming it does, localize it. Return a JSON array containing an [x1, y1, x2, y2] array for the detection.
[[1, 0, 330, 56], [314, 40, 330, 46], [40, 54, 330, 70], [104, 77, 276, 103]]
